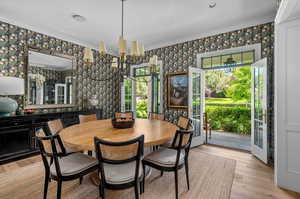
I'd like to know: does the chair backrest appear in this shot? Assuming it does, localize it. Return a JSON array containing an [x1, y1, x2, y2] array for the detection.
[[177, 116, 190, 130], [46, 119, 67, 154], [79, 114, 97, 124], [171, 123, 194, 150], [115, 112, 133, 122], [148, 112, 164, 120], [94, 135, 144, 185], [47, 119, 64, 135], [36, 128, 65, 177], [171, 124, 194, 166]]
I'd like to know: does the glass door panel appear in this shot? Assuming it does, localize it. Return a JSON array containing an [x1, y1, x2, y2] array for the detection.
[[251, 58, 268, 163], [189, 67, 204, 146]]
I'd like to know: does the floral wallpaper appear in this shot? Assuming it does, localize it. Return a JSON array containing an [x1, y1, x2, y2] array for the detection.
[[0, 20, 120, 118], [142, 22, 275, 163]]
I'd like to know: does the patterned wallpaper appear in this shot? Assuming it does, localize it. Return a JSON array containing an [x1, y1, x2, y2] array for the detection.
[[29, 66, 68, 83], [0, 20, 120, 118], [142, 22, 275, 162]]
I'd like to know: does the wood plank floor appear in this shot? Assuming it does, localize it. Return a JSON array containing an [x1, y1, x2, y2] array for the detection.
[[0, 145, 299, 199], [198, 145, 300, 199]]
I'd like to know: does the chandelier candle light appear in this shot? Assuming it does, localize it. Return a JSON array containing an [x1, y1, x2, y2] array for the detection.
[[83, 0, 146, 81]]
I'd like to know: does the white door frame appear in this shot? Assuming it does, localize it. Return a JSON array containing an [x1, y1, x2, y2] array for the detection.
[[121, 61, 164, 115], [251, 58, 268, 164], [188, 67, 205, 147], [196, 43, 262, 149]]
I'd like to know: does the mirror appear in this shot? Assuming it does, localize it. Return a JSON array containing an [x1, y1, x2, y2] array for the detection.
[[25, 48, 76, 109]]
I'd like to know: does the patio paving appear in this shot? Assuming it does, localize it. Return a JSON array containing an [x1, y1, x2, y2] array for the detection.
[[207, 131, 251, 151]]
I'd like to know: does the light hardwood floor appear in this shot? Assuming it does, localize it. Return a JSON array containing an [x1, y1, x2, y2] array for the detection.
[[198, 145, 300, 199], [0, 145, 299, 199]]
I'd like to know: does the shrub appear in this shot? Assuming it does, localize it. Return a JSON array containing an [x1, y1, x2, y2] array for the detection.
[[205, 105, 251, 135], [136, 100, 148, 118]]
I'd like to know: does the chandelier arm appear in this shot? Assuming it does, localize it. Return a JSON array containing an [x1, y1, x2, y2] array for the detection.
[[121, 0, 124, 37]]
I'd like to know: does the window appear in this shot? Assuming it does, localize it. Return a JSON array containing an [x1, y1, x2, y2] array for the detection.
[[124, 79, 132, 112], [201, 50, 255, 69]]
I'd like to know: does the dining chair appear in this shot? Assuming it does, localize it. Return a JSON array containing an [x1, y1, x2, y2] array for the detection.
[[177, 116, 190, 130], [161, 117, 191, 149], [47, 119, 75, 154], [79, 114, 97, 124], [115, 111, 134, 122], [148, 112, 165, 120], [94, 135, 145, 199], [143, 125, 194, 199], [36, 129, 98, 199]]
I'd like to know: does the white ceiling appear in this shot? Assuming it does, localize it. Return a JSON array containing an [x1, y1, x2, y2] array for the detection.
[[29, 51, 72, 71], [0, 0, 277, 54]]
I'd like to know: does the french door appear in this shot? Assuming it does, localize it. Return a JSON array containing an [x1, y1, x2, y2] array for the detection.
[[55, 83, 67, 104], [188, 67, 205, 146], [121, 64, 163, 116], [251, 58, 268, 163]]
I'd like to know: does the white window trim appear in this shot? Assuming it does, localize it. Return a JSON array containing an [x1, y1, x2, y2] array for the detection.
[[196, 44, 262, 68], [120, 61, 164, 114]]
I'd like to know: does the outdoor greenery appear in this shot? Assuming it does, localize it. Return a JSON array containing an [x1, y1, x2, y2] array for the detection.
[[226, 67, 251, 102], [206, 106, 251, 134], [205, 66, 251, 134], [136, 76, 149, 118], [136, 99, 148, 118]]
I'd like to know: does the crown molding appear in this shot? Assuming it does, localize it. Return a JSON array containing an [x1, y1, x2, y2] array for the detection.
[[275, 0, 300, 24]]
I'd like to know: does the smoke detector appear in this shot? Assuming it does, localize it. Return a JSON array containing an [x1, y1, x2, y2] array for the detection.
[[209, 2, 217, 8]]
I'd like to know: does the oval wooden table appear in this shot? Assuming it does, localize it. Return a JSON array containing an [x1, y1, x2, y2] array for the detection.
[[60, 118, 178, 151], [60, 119, 178, 185]]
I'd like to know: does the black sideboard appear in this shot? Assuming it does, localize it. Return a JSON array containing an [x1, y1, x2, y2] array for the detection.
[[0, 109, 102, 165]]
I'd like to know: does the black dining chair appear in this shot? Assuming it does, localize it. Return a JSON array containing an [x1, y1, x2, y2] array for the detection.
[[142, 124, 194, 199], [94, 135, 145, 199], [36, 129, 98, 199]]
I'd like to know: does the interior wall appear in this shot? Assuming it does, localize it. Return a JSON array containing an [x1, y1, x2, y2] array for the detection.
[[144, 22, 275, 163], [0, 21, 120, 118]]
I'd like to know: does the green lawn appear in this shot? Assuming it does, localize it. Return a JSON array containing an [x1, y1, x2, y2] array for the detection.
[[206, 97, 248, 104]]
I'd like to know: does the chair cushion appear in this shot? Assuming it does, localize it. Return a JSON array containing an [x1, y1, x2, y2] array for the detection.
[[101, 161, 143, 185], [50, 153, 97, 176], [144, 148, 185, 167]]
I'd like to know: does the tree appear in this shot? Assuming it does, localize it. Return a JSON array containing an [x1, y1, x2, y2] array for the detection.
[[205, 70, 231, 97], [226, 67, 251, 102]]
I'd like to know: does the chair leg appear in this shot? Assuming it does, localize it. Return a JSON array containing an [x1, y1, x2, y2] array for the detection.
[[79, 176, 83, 184], [185, 160, 190, 190], [88, 150, 92, 156], [142, 164, 146, 193], [134, 183, 140, 199], [160, 171, 164, 177], [57, 180, 62, 199], [43, 172, 50, 199], [174, 170, 179, 199], [101, 183, 105, 199], [139, 181, 143, 194]]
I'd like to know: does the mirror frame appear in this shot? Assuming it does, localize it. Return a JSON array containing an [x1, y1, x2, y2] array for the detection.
[[24, 47, 77, 109]]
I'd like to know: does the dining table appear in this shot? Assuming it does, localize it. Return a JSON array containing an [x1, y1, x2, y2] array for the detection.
[[60, 118, 179, 185], [60, 118, 178, 151]]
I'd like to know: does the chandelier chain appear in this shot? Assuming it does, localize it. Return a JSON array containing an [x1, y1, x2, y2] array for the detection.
[[121, 0, 124, 37]]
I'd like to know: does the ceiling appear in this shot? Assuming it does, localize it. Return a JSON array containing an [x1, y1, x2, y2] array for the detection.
[[0, 0, 277, 54]]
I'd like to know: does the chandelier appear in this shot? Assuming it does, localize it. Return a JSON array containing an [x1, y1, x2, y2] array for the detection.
[[82, 0, 157, 82]]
